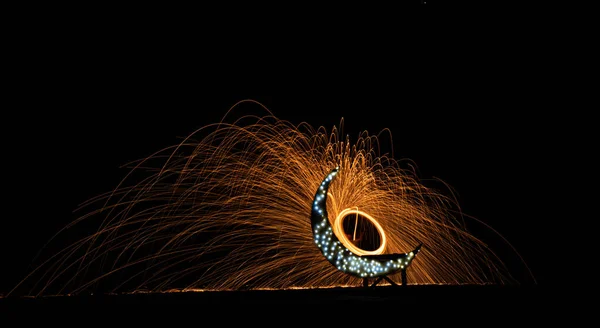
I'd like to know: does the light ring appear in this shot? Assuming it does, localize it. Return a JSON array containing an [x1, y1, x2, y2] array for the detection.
[[333, 208, 387, 256]]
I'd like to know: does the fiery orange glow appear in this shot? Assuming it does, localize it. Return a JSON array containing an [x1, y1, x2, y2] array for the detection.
[[333, 208, 386, 256], [10, 100, 528, 296]]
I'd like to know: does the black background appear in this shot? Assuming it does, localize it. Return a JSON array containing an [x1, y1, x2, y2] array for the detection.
[[2, 25, 587, 296]]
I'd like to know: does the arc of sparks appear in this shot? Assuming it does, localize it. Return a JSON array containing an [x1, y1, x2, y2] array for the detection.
[[8, 101, 530, 297], [311, 166, 422, 279]]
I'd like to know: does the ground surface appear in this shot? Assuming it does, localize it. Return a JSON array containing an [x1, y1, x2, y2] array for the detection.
[[2, 284, 564, 323]]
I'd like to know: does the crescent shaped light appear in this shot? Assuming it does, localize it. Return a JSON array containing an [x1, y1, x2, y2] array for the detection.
[[311, 166, 422, 279]]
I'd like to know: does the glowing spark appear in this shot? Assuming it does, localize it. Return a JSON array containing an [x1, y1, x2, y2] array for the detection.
[[10, 100, 523, 297]]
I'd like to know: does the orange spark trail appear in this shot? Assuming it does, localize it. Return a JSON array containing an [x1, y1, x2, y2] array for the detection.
[[10, 100, 527, 297]]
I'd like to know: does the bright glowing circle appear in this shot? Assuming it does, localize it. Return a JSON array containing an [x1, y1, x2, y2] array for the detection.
[[333, 208, 386, 256]]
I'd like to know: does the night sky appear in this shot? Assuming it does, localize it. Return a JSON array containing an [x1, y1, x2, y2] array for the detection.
[[3, 44, 577, 296]]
